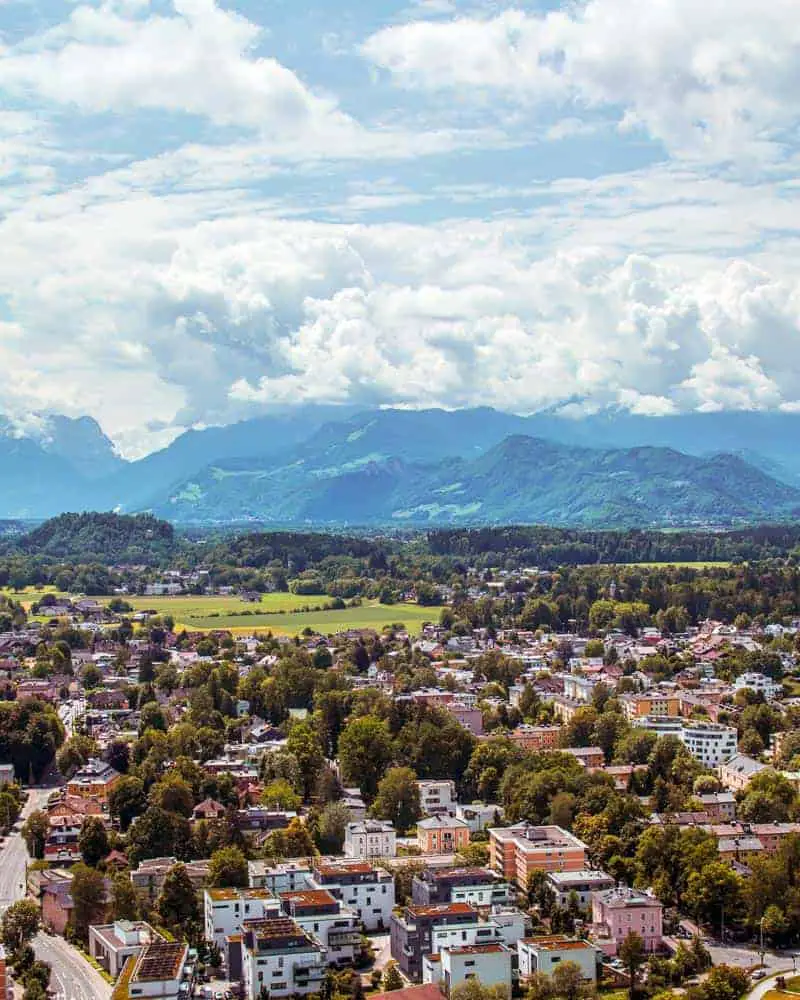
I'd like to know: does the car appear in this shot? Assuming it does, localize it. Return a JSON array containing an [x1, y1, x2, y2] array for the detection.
[[215, 991, 224, 999], [752, 970, 766, 980]]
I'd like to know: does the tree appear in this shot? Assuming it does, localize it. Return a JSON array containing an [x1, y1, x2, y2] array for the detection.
[[128, 806, 191, 865], [158, 863, 200, 930], [338, 716, 394, 801], [1, 900, 40, 953], [261, 780, 302, 812], [56, 735, 96, 780], [450, 982, 508, 1000], [108, 775, 147, 832], [21, 811, 48, 860], [702, 966, 749, 1000], [111, 874, 139, 922], [70, 863, 107, 942], [552, 961, 588, 1000], [149, 774, 195, 818], [285, 722, 325, 802], [106, 741, 130, 774], [78, 816, 110, 867], [208, 846, 248, 888], [618, 931, 645, 1000], [381, 962, 403, 992], [315, 801, 350, 855], [371, 767, 421, 834], [684, 862, 744, 930]]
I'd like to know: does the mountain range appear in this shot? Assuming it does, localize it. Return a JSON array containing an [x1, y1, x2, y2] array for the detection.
[[6, 406, 800, 527]]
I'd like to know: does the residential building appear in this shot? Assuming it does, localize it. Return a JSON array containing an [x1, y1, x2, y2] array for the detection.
[[717, 754, 768, 792], [734, 673, 783, 702], [312, 861, 395, 931], [446, 704, 484, 737], [248, 861, 314, 895], [390, 902, 479, 981], [344, 820, 396, 860], [131, 858, 211, 902], [591, 888, 663, 956], [508, 725, 561, 752], [240, 918, 325, 1000], [620, 693, 681, 721], [66, 758, 121, 802], [423, 943, 513, 995], [89, 921, 162, 977], [417, 816, 470, 855], [697, 792, 736, 822], [633, 717, 738, 767], [517, 936, 598, 981], [488, 824, 589, 887], [412, 868, 512, 908], [456, 803, 502, 834], [562, 747, 605, 768], [417, 781, 457, 817], [545, 871, 615, 909], [204, 888, 281, 949], [0, 763, 14, 785], [279, 889, 361, 965], [123, 940, 189, 1000]]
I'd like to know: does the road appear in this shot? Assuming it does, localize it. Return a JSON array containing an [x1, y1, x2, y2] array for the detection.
[[0, 786, 111, 1000]]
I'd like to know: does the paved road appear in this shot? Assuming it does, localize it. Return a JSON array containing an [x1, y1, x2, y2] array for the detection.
[[35, 931, 112, 1000], [0, 786, 111, 1000]]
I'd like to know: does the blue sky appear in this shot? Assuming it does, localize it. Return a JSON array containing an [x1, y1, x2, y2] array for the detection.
[[0, 0, 798, 455]]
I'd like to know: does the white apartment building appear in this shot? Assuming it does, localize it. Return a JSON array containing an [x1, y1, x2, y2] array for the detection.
[[203, 888, 281, 949], [734, 672, 783, 702], [241, 918, 325, 1000], [633, 717, 738, 766], [247, 861, 314, 894], [417, 780, 457, 817], [344, 820, 396, 860], [279, 890, 361, 965], [313, 861, 395, 931], [424, 943, 513, 995]]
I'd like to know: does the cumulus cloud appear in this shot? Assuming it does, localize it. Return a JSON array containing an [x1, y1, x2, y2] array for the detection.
[[0, 0, 353, 140], [362, 0, 800, 159]]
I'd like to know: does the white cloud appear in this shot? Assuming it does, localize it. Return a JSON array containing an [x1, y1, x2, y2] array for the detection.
[[362, 0, 800, 160], [0, 0, 351, 137]]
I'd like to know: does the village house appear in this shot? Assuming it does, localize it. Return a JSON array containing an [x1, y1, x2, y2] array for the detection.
[[417, 816, 470, 855]]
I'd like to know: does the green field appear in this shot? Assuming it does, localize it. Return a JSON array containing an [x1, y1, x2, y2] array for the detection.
[[194, 601, 442, 636], [3, 588, 441, 636], [126, 593, 336, 618]]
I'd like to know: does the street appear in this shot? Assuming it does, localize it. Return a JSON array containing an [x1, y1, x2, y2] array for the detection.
[[0, 785, 111, 1000]]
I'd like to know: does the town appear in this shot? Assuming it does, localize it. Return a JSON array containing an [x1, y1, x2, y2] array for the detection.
[[0, 522, 798, 1000]]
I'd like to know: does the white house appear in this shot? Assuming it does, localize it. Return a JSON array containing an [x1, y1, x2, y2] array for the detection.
[[203, 888, 281, 949], [734, 672, 783, 702], [633, 717, 738, 766], [517, 936, 598, 981], [417, 780, 457, 817], [313, 861, 395, 931], [125, 941, 190, 1000], [344, 820, 396, 860], [279, 890, 361, 965], [241, 918, 325, 1000], [545, 871, 615, 909], [456, 803, 503, 834], [424, 943, 513, 996]]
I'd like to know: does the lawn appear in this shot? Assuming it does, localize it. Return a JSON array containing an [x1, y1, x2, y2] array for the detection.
[[3, 587, 441, 636], [177, 601, 442, 637]]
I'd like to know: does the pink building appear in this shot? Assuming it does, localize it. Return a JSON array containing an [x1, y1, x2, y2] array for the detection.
[[591, 887, 663, 957], [446, 704, 483, 736]]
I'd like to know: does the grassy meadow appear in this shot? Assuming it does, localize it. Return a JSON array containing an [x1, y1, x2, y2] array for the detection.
[[6, 587, 440, 637]]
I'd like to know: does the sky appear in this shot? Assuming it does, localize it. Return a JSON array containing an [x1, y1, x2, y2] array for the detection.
[[0, 0, 799, 457]]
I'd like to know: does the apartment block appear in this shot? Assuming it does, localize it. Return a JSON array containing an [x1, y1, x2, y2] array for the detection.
[[488, 824, 589, 887], [241, 919, 325, 1000]]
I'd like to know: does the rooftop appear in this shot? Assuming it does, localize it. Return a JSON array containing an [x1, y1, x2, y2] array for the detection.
[[132, 942, 186, 983]]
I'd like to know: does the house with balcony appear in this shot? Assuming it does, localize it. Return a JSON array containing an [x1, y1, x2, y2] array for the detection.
[[240, 918, 325, 999], [488, 824, 589, 887], [279, 889, 361, 966], [312, 861, 395, 931]]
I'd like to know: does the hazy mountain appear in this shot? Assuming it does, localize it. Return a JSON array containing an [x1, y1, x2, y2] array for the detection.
[[4, 405, 800, 524], [149, 434, 800, 527]]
